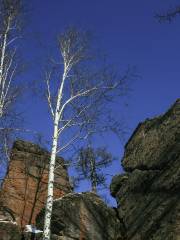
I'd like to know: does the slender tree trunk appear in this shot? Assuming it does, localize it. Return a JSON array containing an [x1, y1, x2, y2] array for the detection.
[[91, 178, 97, 193], [43, 71, 66, 239], [28, 164, 45, 225], [90, 155, 97, 193], [21, 159, 29, 228], [0, 17, 10, 117], [0, 18, 9, 84], [43, 118, 59, 240]]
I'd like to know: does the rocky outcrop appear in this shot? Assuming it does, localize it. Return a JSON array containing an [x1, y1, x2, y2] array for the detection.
[[36, 192, 123, 240], [0, 140, 72, 227], [0, 221, 21, 240], [110, 99, 180, 239]]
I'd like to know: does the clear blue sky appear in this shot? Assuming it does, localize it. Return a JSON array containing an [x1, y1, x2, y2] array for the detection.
[[23, 0, 180, 133], [3, 0, 180, 204]]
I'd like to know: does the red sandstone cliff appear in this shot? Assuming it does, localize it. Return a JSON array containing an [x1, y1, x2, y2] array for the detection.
[[0, 140, 72, 227]]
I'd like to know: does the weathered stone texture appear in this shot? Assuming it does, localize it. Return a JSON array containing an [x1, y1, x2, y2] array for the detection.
[[0, 221, 21, 240], [36, 192, 123, 240], [122, 99, 180, 171], [0, 140, 72, 227], [111, 99, 180, 240]]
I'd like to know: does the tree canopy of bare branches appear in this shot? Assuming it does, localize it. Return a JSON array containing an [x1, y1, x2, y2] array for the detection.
[[0, 0, 24, 168], [155, 4, 180, 22], [0, 0, 23, 118], [43, 27, 134, 240], [74, 146, 114, 193]]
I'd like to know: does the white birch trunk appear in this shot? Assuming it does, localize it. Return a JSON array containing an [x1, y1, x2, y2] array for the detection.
[[0, 18, 9, 84], [43, 118, 59, 240], [0, 17, 10, 117], [43, 71, 67, 240]]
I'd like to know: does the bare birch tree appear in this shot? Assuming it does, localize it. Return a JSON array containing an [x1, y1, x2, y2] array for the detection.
[[43, 27, 133, 239], [0, 0, 23, 165], [0, 0, 22, 118]]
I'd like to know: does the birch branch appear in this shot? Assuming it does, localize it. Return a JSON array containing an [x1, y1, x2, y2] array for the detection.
[[46, 71, 54, 118], [56, 131, 80, 154]]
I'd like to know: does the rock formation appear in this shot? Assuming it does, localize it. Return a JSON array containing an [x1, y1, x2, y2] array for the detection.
[[0, 221, 21, 240], [36, 192, 123, 240], [110, 99, 180, 239], [0, 140, 72, 227], [0, 99, 179, 239]]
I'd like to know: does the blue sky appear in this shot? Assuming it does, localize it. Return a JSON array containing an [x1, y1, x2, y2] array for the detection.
[[2, 1, 180, 204], [23, 0, 180, 132]]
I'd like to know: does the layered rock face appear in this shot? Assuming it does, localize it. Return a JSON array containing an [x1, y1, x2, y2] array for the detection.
[[36, 192, 123, 240], [111, 99, 180, 239], [0, 140, 72, 227]]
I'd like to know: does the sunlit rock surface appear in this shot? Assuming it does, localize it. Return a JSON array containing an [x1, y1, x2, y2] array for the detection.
[[0, 140, 72, 227], [111, 99, 180, 240]]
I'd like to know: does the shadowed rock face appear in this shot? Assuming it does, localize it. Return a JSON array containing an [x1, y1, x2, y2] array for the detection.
[[36, 192, 123, 240], [0, 140, 72, 227], [110, 99, 180, 240], [0, 222, 21, 240]]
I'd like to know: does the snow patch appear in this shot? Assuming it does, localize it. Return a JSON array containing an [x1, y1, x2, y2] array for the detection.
[[0, 220, 17, 224], [25, 225, 43, 233]]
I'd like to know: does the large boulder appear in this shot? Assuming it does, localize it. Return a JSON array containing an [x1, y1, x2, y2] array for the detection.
[[110, 99, 180, 240], [36, 192, 124, 240]]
